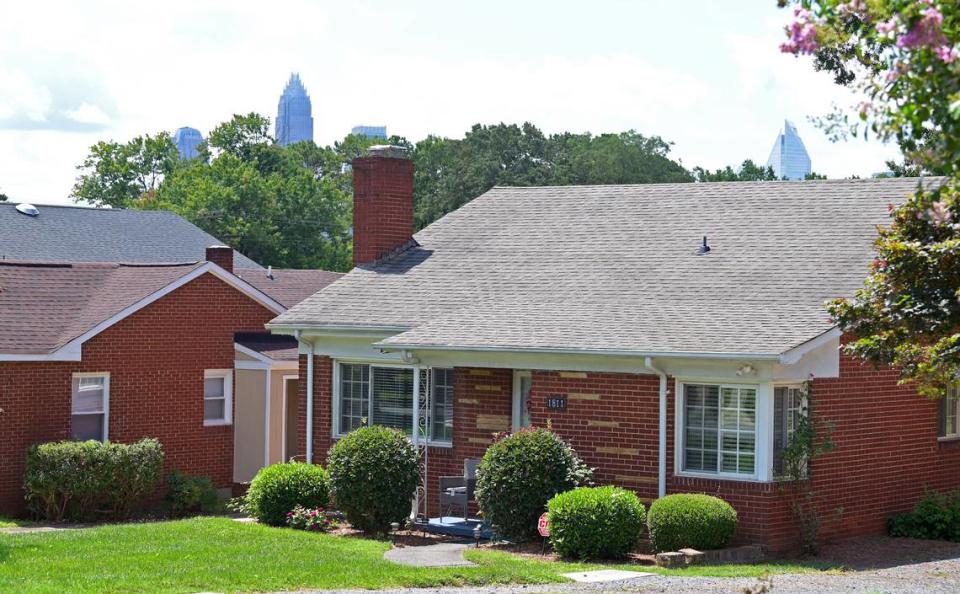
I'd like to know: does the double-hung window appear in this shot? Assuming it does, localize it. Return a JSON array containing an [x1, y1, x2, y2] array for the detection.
[[203, 370, 233, 426], [939, 386, 960, 439], [72, 373, 109, 442], [336, 363, 454, 444], [682, 383, 756, 477]]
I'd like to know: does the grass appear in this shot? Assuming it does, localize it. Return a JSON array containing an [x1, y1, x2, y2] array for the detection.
[[0, 517, 837, 594], [0, 517, 32, 529]]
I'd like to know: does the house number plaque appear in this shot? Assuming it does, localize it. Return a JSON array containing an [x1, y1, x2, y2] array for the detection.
[[545, 395, 567, 410]]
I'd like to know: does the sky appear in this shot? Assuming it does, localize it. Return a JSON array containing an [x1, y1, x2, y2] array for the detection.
[[0, 0, 900, 205]]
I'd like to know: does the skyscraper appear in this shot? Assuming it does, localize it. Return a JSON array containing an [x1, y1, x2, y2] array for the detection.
[[766, 120, 812, 180], [351, 125, 387, 139], [276, 73, 314, 147], [173, 127, 203, 160]]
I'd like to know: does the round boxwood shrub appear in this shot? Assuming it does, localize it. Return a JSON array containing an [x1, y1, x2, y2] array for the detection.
[[547, 486, 646, 559], [327, 426, 420, 533], [245, 461, 330, 526], [647, 493, 737, 552], [475, 427, 592, 542]]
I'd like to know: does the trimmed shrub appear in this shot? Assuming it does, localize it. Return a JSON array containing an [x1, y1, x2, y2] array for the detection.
[[245, 461, 330, 526], [647, 493, 737, 552], [547, 486, 646, 559], [165, 470, 221, 517], [475, 428, 592, 542], [24, 438, 164, 522], [327, 426, 420, 533], [889, 489, 960, 541]]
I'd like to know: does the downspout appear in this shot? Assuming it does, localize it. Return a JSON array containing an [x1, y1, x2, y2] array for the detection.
[[644, 357, 668, 499], [296, 330, 315, 464]]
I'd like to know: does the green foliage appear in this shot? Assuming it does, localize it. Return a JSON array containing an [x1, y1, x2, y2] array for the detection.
[[546, 486, 646, 559], [475, 428, 593, 542], [693, 160, 779, 182], [326, 426, 420, 533], [779, 1, 960, 398], [286, 504, 334, 532], [244, 462, 330, 527], [71, 133, 178, 207], [889, 489, 960, 541], [24, 439, 164, 522], [165, 470, 221, 517], [0, 192, 8, 202], [647, 494, 737, 553]]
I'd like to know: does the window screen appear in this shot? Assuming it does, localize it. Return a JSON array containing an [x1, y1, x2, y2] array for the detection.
[[72, 375, 107, 441]]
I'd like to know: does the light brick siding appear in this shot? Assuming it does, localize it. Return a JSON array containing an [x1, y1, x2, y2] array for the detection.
[[0, 273, 275, 514]]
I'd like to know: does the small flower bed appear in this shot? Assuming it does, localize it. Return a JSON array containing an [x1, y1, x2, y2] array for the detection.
[[286, 505, 334, 532]]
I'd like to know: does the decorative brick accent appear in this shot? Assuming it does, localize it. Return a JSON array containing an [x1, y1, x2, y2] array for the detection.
[[0, 273, 276, 514]]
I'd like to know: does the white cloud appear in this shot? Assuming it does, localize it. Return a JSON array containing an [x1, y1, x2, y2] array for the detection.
[[64, 103, 111, 126]]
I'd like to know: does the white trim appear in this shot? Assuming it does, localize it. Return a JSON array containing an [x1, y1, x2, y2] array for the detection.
[[235, 343, 274, 365], [281, 374, 298, 462], [263, 369, 272, 467], [780, 328, 841, 364], [203, 369, 233, 426], [511, 370, 531, 432], [674, 379, 765, 482], [71, 371, 110, 441], [376, 341, 781, 361], [0, 263, 285, 362], [267, 324, 410, 336]]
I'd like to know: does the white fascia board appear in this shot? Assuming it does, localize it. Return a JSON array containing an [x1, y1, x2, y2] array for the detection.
[[375, 341, 782, 362], [0, 343, 82, 362], [234, 342, 274, 365], [779, 328, 842, 365], [265, 323, 409, 338]]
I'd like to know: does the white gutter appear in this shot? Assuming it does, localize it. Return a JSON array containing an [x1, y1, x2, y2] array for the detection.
[[295, 331, 315, 464], [376, 342, 781, 362], [644, 356, 668, 499]]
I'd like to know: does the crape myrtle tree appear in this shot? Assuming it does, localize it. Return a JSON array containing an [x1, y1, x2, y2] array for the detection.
[[778, 0, 960, 397]]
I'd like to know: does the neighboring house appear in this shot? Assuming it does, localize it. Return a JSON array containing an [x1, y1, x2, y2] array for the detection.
[[0, 206, 342, 514], [269, 146, 958, 552]]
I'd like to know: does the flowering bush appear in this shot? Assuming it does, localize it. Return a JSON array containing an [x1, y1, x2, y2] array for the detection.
[[777, 0, 960, 398], [286, 505, 334, 532]]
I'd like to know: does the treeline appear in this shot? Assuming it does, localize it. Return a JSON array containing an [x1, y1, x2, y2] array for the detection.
[[70, 114, 788, 271]]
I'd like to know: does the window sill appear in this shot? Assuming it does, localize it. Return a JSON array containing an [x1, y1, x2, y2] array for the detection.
[[938, 435, 960, 443], [203, 420, 232, 427], [675, 471, 768, 484]]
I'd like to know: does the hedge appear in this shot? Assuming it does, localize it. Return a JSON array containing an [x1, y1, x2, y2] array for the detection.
[[547, 486, 646, 559], [647, 493, 737, 552]]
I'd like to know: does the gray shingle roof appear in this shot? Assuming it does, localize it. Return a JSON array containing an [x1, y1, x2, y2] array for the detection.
[[0, 203, 260, 268], [271, 178, 938, 357]]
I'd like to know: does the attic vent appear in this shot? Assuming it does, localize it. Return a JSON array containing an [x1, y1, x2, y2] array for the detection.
[[696, 236, 711, 255], [15, 203, 39, 217]]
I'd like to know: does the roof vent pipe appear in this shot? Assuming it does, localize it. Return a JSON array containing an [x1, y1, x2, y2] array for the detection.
[[696, 236, 711, 255]]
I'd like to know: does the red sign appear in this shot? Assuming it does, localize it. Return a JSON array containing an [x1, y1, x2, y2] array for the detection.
[[537, 513, 550, 537]]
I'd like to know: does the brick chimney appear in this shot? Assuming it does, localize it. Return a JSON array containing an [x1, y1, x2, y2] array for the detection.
[[206, 245, 234, 273], [352, 145, 414, 267]]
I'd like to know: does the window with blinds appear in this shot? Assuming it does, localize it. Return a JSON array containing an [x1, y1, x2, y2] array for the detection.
[[72, 374, 109, 442], [683, 383, 756, 476], [939, 386, 960, 439], [336, 363, 454, 444]]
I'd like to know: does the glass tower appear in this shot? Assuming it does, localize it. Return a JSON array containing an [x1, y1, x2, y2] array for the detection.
[[351, 125, 387, 139], [766, 120, 812, 180], [276, 73, 314, 147], [173, 127, 203, 160]]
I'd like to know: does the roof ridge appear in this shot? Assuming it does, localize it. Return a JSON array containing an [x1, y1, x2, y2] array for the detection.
[[0, 260, 201, 269], [488, 176, 941, 191]]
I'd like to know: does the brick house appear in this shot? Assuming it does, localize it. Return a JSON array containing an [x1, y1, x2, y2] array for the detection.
[[0, 205, 341, 514], [269, 146, 959, 552]]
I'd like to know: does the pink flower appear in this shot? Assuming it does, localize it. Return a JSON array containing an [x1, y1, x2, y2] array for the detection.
[[876, 17, 898, 36], [858, 101, 872, 117], [927, 201, 952, 227], [935, 45, 959, 64], [896, 7, 946, 49], [781, 8, 820, 55]]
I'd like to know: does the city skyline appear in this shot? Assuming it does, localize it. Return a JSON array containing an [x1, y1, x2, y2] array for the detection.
[[766, 120, 812, 180], [173, 126, 203, 160], [275, 73, 313, 147]]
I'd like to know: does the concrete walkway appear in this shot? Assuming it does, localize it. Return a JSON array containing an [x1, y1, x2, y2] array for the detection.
[[383, 543, 477, 567]]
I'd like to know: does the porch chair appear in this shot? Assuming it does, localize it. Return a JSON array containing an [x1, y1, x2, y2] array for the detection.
[[439, 458, 480, 521]]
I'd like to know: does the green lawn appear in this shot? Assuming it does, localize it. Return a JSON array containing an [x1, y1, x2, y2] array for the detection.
[[0, 517, 32, 529], [0, 517, 836, 594]]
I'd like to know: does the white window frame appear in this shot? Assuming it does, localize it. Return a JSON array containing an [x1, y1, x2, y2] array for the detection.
[[772, 383, 807, 478], [71, 372, 110, 442], [939, 386, 960, 441], [203, 369, 233, 427], [512, 370, 532, 432], [331, 360, 453, 447], [674, 379, 772, 482]]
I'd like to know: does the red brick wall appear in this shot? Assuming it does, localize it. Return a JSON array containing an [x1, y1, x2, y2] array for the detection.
[[0, 273, 275, 514], [298, 353, 960, 552], [352, 155, 414, 266]]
